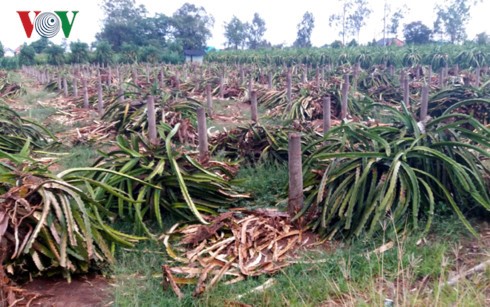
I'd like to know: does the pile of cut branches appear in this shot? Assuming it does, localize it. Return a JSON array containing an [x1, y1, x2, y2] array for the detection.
[[0, 147, 142, 279], [0, 71, 24, 99], [0, 105, 56, 153], [161, 209, 313, 297], [210, 123, 325, 163], [62, 125, 248, 231]]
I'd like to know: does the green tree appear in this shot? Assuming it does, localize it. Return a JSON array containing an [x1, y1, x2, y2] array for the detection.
[[97, 0, 148, 50], [329, 0, 371, 45], [347, 39, 358, 47], [0, 41, 4, 58], [19, 44, 36, 66], [70, 41, 89, 63], [1, 57, 18, 70], [434, 0, 479, 43], [29, 37, 51, 54], [140, 45, 160, 63], [330, 40, 343, 48], [161, 42, 183, 64], [171, 3, 214, 50], [382, 1, 408, 43], [94, 41, 113, 65], [475, 32, 489, 45], [347, 0, 372, 42], [293, 11, 315, 48], [224, 16, 248, 49], [45, 44, 66, 65], [247, 13, 267, 49], [143, 14, 171, 47], [120, 43, 139, 64], [329, 1, 352, 45], [101, 0, 147, 22], [403, 21, 432, 44]]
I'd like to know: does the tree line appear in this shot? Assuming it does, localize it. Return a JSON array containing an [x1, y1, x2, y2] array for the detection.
[[0, 0, 488, 69], [0, 1, 213, 68]]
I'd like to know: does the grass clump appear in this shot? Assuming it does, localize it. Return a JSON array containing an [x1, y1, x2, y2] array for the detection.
[[57, 145, 100, 170], [236, 161, 288, 207], [111, 241, 190, 306]]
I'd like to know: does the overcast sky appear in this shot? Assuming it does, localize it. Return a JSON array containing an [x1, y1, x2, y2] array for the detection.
[[1, 0, 490, 51]]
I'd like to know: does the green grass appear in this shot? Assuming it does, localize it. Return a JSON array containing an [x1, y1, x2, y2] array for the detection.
[[15, 82, 72, 134], [111, 241, 186, 307], [19, 106, 58, 121], [20, 87, 58, 106], [198, 222, 462, 306], [56, 145, 101, 170], [235, 161, 288, 208], [208, 99, 252, 132]]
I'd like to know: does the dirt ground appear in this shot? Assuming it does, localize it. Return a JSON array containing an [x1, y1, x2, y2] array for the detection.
[[17, 274, 111, 307]]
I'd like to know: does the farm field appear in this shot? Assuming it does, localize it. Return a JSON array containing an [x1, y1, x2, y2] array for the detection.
[[0, 53, 489, 306]]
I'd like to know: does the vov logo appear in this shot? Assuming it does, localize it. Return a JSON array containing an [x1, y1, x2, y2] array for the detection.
[[17, 11, 79, 39]]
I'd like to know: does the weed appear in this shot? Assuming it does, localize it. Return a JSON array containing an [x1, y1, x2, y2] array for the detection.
[[111, 241, 188, 307], [235, 161, 288, 208], [56, 145, 100, 170], [19, 106, 58, 122]]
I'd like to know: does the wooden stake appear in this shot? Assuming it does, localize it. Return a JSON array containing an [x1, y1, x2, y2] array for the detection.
[[288, 133, 303, 219], [206, 84, 213, 118], [197, 108, 208, 161], [389, 65, 395, 75], [323, 96, 331, 135], [248, 75, 253, 100], [118, 86, 124, 103], [73, 77, 78, 98], [63, 77, 68, 97], [116, 66, 120, 85], [427, 66, 432, 86], [57, 75, 62, 91], [341, 74, 349, 120], [353, 62, 360, 90], [475, 67, 481, 87], [147, 95, 158, 144], [403, 75, 410, 107], [219, 75, 224, 99], [97, 71, 104, 116], [239, 65, 244, 85], [132, 67, 138, 84], [175, 71, 180, 89], [439, 69, 444, 88], [82, 78, 89, 109], [286, 69, 292, 104], [268, 71, 273, 90], [107, 67, 112, 86], [251, 90, 258, 123], [159, 69, 164, 89], [420, 85, 429, 122]]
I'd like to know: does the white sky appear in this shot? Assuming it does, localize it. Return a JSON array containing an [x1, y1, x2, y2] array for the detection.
[[1, 0, 490, 51]]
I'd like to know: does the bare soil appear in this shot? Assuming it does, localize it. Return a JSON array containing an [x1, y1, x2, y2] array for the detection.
[[18, 274, 111, 307]]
